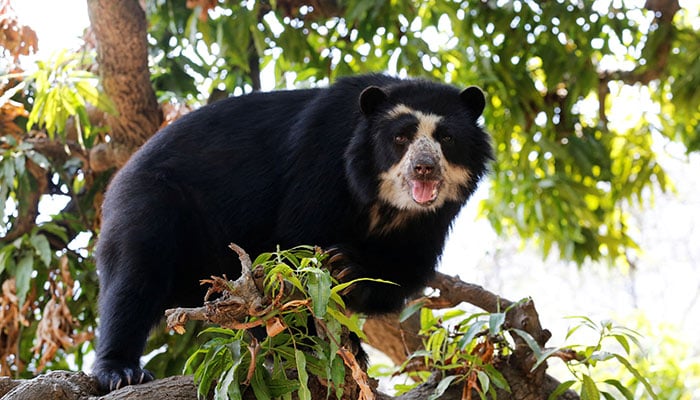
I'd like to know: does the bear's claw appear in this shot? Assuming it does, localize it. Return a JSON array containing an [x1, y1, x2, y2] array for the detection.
[[93, 363, 154, 393]]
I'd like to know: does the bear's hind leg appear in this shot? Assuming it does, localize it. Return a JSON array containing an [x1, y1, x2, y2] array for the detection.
[[93, 185, 190, 392]]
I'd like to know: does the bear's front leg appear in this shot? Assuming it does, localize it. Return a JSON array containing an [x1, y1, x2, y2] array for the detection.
[[323, 246, 424, 314]]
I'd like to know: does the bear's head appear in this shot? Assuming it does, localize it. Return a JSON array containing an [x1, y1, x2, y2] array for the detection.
[[345, 80, 492, 222]]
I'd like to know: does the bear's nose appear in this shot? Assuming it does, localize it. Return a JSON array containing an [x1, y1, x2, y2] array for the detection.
[[414, 163, 435, 176]]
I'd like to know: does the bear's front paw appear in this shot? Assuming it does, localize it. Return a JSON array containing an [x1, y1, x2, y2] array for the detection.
[[93, 361, 154, 393], [324, 246, 362, 286], [323, 246, 408, 314]]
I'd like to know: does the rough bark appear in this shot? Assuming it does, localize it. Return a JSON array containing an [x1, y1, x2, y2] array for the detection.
[[86, 0, 162, 171], [0, 372, 196, 400], [363, 312, 422, 366]]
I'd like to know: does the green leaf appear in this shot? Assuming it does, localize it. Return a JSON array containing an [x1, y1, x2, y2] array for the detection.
[[399, 299, 425, 323], [510, 329, 542, 359], [250, 362, 272, 400], [16, 254, 34, 308], [197, 344, 230, 398], [547, 380, 575, 400], [295, 349, 311, 400], [326, 307, 366, 341], [489, 312, 506, 335], [458, 320, 486, 350], [589, 351, 615, 363], [0, 246, 15, 275], [37, 223, 68, 243], [427, 375, 457, 400], [305, 268, 331, 319], [199, 326, 240, 337], [601, 391, 616, 400], [612, 354, 658, 400], [30, 233, 52, 267], [427, 328, 446, 362], [216, 363, 239, 400], [330, 277, 398, 298], [74, 79, 116, 114], [482, 364, 510, 392], [531, 347, 565, 371], [330, 354, 345, 399], [581, 374, 600, 400], [477, 370, 490, 393], [267, 376, 300, 398], [420, 307, 438, 330], [612, 334, 631, 355], [603, 379, 634, 400]]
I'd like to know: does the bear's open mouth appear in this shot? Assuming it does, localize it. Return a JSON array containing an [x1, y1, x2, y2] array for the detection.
[[410, 179, 441, 205]]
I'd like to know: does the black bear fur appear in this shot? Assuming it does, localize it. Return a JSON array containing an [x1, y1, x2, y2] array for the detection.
[[92, 74, 492, 391]]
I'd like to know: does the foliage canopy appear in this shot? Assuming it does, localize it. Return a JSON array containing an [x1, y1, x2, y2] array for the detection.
[[0, 1, 697, 398]]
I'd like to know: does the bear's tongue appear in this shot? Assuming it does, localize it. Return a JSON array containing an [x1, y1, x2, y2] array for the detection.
[[411, 180, 440, 204]]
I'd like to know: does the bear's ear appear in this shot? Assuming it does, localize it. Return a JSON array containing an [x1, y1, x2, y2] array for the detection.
[[359, 86, 388, 115], [460, 86, 485, 117]]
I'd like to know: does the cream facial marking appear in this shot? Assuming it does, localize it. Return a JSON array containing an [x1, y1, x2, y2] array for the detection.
[[386, 104, 442, 140], [376, 105, 473, 213], [367, 203, 414, 236]]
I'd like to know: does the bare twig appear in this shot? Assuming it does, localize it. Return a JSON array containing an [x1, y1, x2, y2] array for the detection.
[[165, 244, 269, 333], [0, 157, 47, 243]]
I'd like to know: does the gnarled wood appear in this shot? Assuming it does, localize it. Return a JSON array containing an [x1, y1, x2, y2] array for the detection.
[[86, 0, 162, 171]]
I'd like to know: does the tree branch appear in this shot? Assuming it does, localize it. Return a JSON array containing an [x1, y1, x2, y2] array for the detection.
[[86, 0, 162, 171], [0, 157, 47, 243], [597, 0, 680, 124]]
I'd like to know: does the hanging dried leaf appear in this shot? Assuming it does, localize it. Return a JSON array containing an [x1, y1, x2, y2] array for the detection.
[[31, 260, 94, 372], [0, 279, 32, 376], [0, 97, 28, 140], [0, 0, 38, 61], [337, 347, 374, 400]]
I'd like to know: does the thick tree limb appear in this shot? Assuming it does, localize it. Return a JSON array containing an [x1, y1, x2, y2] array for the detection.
[[86, 0, 162, 171], [0, 371, 97, 400], [2, 266, 578, 400], [361, 272, 578, 400]]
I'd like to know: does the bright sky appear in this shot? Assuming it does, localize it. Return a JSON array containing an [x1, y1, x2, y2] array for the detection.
[[13, 0, 89, 58]]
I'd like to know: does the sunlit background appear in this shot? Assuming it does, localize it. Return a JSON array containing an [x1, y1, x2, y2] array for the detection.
[[11, 0, 700, 393]]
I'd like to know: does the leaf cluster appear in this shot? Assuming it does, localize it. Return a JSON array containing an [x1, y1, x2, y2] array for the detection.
[[0, 51, 113, 377], [185, 246, 370, 400], [142, 0, 700, 266], [391, 307, 511, 400], [543, 316, 659, 400], [19, 50, 115, 144]]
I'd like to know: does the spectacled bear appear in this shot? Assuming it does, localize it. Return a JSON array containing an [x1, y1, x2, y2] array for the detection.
[[92, 74, 492, 391]]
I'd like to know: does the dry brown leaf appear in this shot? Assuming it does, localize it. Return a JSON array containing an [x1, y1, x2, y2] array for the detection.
[[0, 99, 28, 140], [31, 269, 94, 372], [0, 278, 33, 376], [185, 0, 218, 21], [265, 316, 287, 337], [337, 347, 375, 400], [160, 101, 193, 129], [0, 0, 39, 60], [242, 338, 260, 385]]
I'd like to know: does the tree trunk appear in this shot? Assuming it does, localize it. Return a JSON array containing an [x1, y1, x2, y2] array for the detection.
[[86, 0, 162, 171]]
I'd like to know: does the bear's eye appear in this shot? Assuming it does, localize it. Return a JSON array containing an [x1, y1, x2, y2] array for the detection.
[[394, 135, 409, 145]]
